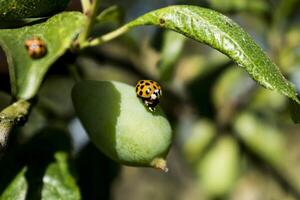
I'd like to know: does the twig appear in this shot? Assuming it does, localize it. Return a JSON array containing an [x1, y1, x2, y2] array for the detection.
[[80, 25, 130, 48], [80, 0, 92, 15], [0, 100, 31, 152], [78, 0, 101, 45]]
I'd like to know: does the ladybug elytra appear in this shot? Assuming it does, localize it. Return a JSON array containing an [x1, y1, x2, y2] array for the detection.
[[135, 80, 162, 111], [25, 37, 47, 59]]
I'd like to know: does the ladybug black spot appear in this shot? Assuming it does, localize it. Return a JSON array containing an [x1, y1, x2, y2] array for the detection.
[[159, 18, 165, 25], [145, 82, 150, 86], [139, 91, 143, 96], [141, 85, 144, 89]]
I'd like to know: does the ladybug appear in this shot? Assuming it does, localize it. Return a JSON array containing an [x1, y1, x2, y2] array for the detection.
[[25, 37, 47, 59], [135, 80, 162, 111]]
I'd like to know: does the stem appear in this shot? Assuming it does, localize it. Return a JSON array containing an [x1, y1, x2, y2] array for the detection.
[[80, 0, 92, 14], [78, 0, 101, 44], [0, 100, 31, 152], [81, 25, 130, 48], [151, 158, 168, 172], [0, 124, 12, 151]]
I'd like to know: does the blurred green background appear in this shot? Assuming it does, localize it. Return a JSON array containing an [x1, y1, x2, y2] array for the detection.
[[1, 0, 300, 199]]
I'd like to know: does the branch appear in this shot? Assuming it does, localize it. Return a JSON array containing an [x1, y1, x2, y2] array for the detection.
[[78, 0, 101, 45], [80, 0, 92, 14], [80, 25, 129, 48], [0, 100, 31, 152]]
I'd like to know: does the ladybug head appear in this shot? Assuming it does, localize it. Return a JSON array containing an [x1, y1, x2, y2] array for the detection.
[[150, 89, 161, 101]]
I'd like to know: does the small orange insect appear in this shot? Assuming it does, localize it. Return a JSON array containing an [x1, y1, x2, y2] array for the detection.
[[25, 37, 47, 59], [135, 80, 162, 111]]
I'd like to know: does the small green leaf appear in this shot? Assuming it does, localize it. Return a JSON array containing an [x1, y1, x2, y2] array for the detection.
[[123, 5, 299, 105], [0, 168, 28, 200], [0, 12, 86, 99], [0, 0, 70, 20], [96, 5, 124, 25], [181, 119, 216, 163], [213, 65, 253, 110], [42, 152, 80, 200], [197, 136, 239, 198], [158, 30, 186, 81], [234, 112, 285, 167]]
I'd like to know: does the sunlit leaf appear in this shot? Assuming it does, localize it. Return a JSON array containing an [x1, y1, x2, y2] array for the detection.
[[158, 30, 186, 81], [123, 5, 299, 105], [0, 168, 28, 200], [42, 152, 80, 200]]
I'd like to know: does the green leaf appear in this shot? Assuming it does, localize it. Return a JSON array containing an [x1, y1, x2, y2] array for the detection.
[[0, 0, 70, 20], [234, 112, 286, 168], [197, 136, 239, 198], [158, 30, 186, 81], [96, 5, 124, 25], [0, 168, 28, 200], [122, 5, 299, 105], [42, 152, 80, 200], [0, 12, 86, 99], [213, 65, 253, 110], [181, 119, 216, 163]]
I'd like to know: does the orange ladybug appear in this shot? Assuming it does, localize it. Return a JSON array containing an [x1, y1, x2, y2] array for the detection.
[[135, 80, 162, 111], [25, 37, 47, 59]]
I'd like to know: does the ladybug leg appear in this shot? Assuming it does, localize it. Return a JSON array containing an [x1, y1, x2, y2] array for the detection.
[[143, 99, 150, 106], [148, 99, 160, 112], [143, 99, 155, 112], [148, 106, 155, 112]]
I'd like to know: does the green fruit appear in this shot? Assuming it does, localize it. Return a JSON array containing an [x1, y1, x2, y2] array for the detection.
[[0, 0, 70, 20], [72, 80, 172, 171]]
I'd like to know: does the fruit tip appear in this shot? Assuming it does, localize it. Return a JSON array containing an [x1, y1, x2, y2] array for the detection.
[[151, 158, 168, 172]]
